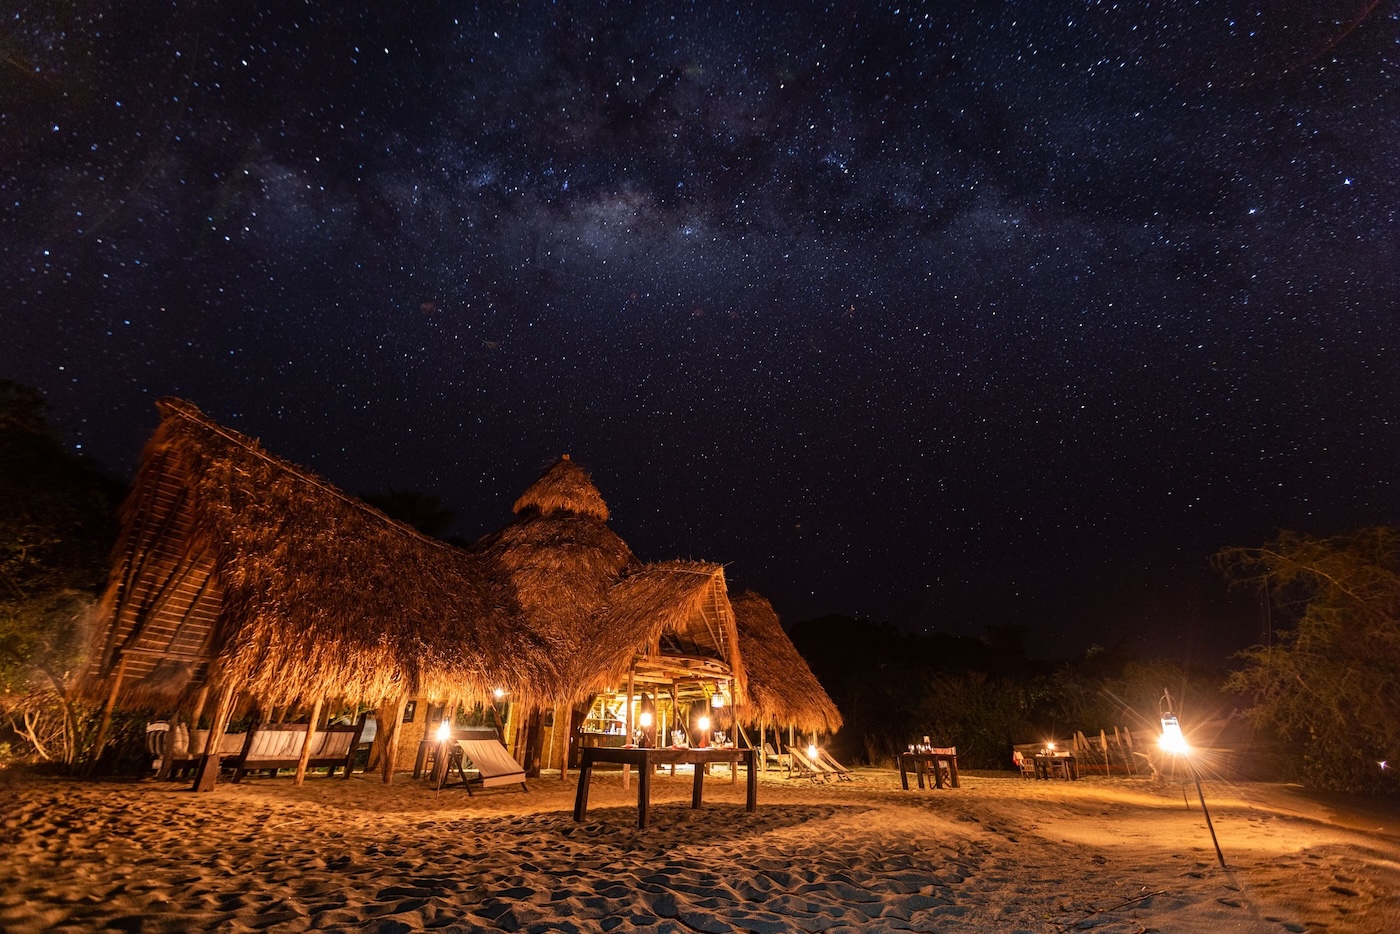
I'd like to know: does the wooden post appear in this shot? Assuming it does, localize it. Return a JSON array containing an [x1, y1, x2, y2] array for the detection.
[[88, 655, 129, 774], [523, 707, 545, 778], [623, 668, 635, 790], [193, 683, 236, 792], [188, 685, 210, 732], [380, 696, 409, 784], [293, 696, 325, 785]]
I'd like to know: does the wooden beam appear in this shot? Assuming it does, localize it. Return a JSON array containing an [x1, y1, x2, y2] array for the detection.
[[87, 655, 129, 774], [192, 683, 236, 792], [293, 696, 325, 785]]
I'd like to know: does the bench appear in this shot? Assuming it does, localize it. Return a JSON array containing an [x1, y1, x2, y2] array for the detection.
[[229, 720, 365, 781]]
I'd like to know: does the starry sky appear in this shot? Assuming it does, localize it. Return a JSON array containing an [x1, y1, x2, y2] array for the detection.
[[4, 1, 1398, 663]]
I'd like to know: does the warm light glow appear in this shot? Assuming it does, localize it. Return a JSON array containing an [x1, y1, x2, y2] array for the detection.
[[1159, 715, 1189, 755], [492, 688, 506, 700], [639, 711, 653, 728], [435, 720, 451, 742], [698, 715, 711, 731], [807, 744, 819, 761], [1046, 741, 1056, 752], [1380, 760, 1390, 771], [710, 693, 724, 708]]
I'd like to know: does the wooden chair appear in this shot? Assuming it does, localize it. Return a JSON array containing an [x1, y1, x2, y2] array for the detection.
[[1012, 750, 1036, 779], [818, 749, 854, 782], [763, 743, 792, 773], [787, 746, 829, 783]]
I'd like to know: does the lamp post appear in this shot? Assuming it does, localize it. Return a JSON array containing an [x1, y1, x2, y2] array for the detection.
[[1160, 690, 1225, 868]]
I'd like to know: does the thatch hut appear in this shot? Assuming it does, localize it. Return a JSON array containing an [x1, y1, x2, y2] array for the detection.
[[470, 458, 748, 774], [730, 590, 843, 745], [85, 398, 555, 787]]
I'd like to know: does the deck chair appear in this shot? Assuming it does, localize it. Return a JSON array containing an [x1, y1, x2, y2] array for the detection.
[[787, 746, 829, 782], [1012, 750, 1036, 779], [448, 737, 527, 795], [763, 743, 792, 773], [818, 749, 854, 782]]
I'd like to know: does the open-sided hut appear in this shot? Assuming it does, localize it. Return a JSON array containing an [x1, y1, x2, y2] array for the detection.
[[730, 590, 842, 745], [85, 398, 555, 786], [471, 458, 747, 773]]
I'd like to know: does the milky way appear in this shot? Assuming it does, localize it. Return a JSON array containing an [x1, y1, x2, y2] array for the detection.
[[4, 1, 1398, 659]]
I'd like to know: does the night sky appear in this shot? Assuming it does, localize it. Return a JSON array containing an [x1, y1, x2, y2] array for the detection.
[[5, 2, 1398, 663]]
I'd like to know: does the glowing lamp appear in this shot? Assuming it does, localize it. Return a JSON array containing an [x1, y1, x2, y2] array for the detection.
[[492, 688, 506, 700], [435, 719, 452, 742], [1046, 741, 1056, 753], [698, 715, 711, 731], [807, 743, 819, 762], [1159, 715, 1189, 755], [639, 711, 653, 728], [711, 693, 724, 708]]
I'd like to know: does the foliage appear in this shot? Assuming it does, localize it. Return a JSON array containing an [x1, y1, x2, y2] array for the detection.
[[1045, 651, 1225, 739], [791, 613, 1233, 771], [0, 382, 121, 766], [790, 615, 1042, 769], [1219, 528, 1400, 794]]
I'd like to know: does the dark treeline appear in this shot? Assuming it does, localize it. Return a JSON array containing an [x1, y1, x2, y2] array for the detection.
[[791, 615, 1228, 772]]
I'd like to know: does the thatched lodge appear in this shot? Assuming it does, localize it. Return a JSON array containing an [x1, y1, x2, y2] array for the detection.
[[84, 399, 840, 788], [85, 398, 557, 787]]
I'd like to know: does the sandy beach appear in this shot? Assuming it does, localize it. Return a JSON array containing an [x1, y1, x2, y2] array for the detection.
[[1, 767, 1396, 933]]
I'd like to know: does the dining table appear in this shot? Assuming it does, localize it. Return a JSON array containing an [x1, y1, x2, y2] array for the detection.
[[573, 745, 757, 829], [897, 750, 960, 789]]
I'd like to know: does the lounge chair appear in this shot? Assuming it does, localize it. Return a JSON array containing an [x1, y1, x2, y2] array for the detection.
[[447, 737, 527, 794], [818, 748, 854, 782], [763, 743, 792, 773], [786, 746, 829, 783]]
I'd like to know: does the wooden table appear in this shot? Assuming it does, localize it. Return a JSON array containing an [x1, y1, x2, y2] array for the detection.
[[897, 751, 960, 789], [573, 746, 758, 829], [1034, 754, 1078, 780]]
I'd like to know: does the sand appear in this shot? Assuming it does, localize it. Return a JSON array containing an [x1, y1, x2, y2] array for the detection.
[[1, 766, 1396, 933]]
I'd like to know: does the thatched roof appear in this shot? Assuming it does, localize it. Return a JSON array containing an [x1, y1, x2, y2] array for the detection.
[[592, 561, 745, 702], [512, 455, 610, 521], [730, 590, 842, 735], [474, 459, 636, 692], [477, 459, 745, 705], [88, 398, 555, 711]]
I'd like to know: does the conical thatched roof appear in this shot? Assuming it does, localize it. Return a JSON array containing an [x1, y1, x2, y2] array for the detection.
[[88, 398, 555, 711], [478, 459, 745, 705], [475, 458, 635, 670], [730, 590, 842, 735], [512, 455, 610, 521]]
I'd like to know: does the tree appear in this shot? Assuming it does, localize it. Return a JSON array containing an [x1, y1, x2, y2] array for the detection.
[[0, 382, 122, 765], [1218, 529, 1400, 793]]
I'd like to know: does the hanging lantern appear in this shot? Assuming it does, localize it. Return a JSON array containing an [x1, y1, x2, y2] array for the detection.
[[435, 719, 452, 743], [1159, 689, 1189, 755]]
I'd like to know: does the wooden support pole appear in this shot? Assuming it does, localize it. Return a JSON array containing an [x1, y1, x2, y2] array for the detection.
[[623, 668, 635, 790], [293, 695, 325, 785], [188, 685, 210, 732], [380, 696, 409, 784], [88, 655, 129, 774], [193, 683, 236, 792]]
